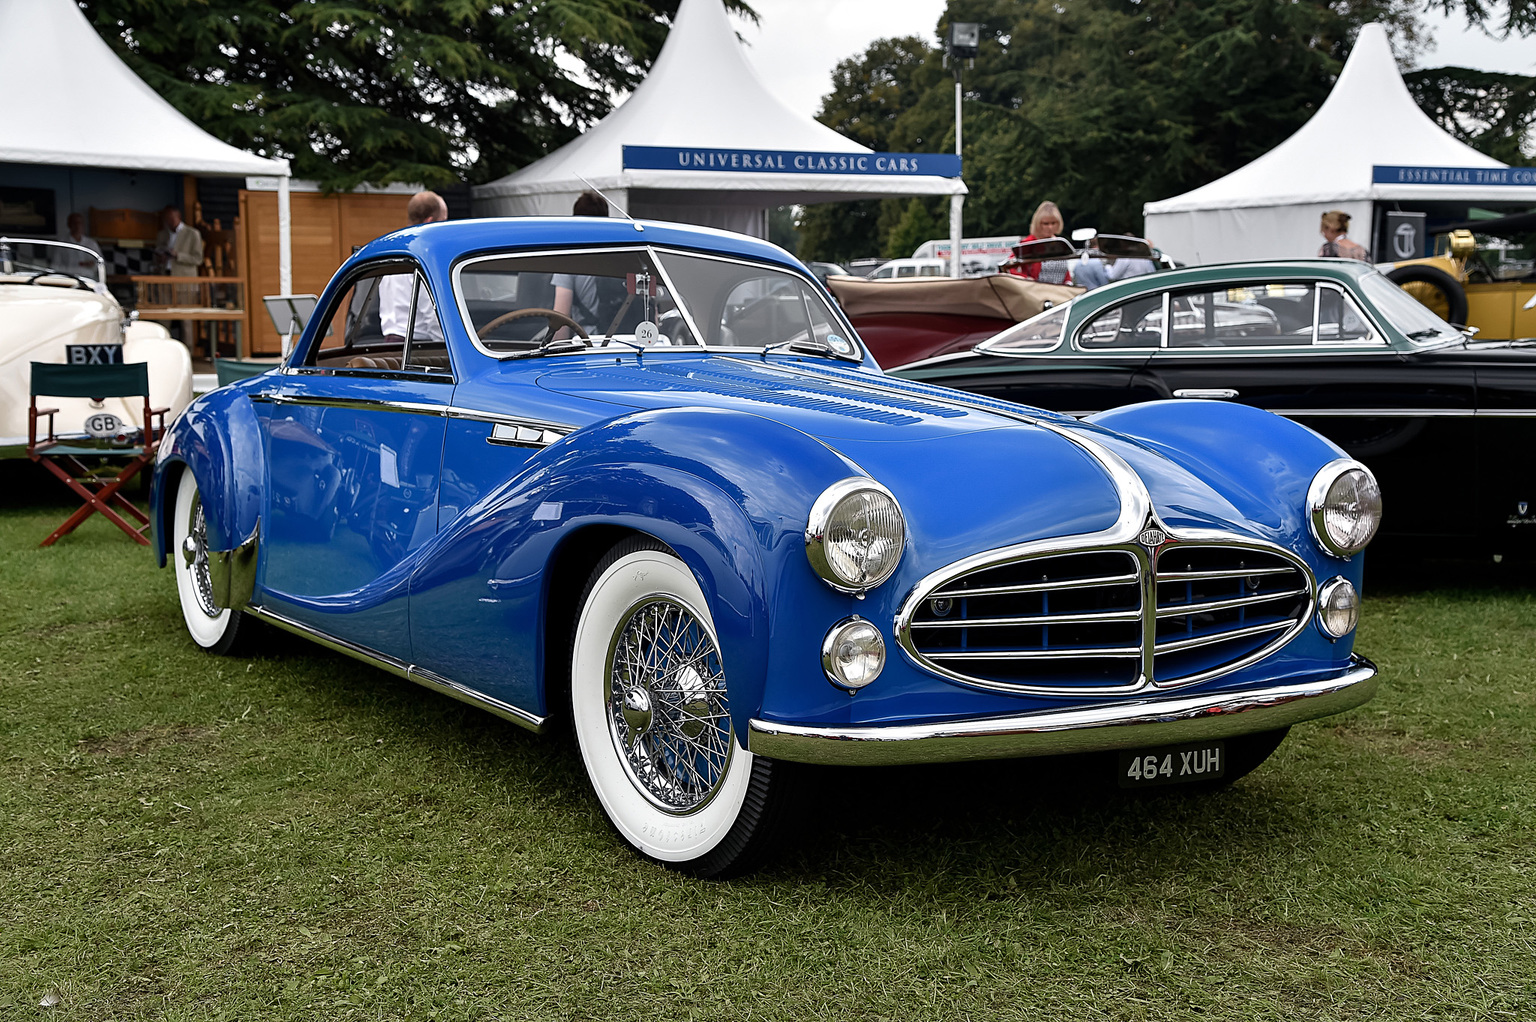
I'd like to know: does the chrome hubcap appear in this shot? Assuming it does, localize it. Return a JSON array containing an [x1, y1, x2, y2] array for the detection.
[[607, 597, 732, 812]]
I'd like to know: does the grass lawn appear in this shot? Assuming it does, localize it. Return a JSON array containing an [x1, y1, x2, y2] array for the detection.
[[1, 464, 1533, 1020]]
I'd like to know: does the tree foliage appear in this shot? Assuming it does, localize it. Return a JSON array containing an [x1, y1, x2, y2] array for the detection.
[[1405, 66, 1536, 166], [799, 0, 1529, 262], [79, 0, 752, 190]]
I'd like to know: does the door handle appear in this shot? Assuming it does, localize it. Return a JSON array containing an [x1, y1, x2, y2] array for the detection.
[[1173, 388, 1239, 400]]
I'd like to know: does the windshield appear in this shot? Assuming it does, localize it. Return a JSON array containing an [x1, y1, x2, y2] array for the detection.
[[0, 238, 104, 284], [1359, 270, 1464, 345], [654, 250, 858, 357], [456, 247, 858, 358]]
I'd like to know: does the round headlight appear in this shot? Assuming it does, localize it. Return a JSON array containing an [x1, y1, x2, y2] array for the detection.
[[1317, 576, 1359, 639], [1308, 459, 1382, 558], [821, 617, 886, 690], [805, 478, 905, 594]]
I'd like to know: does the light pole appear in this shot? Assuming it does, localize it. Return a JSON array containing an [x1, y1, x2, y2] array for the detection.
[[946, 22, 980, 278]]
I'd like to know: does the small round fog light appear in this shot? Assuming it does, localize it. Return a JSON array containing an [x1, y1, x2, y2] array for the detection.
[[1317, 577, 1359, 640], [821, 616, 886, 691]]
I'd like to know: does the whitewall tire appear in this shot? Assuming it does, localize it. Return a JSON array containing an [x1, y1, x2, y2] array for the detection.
[[571, 538, 793, 877], [172, 465, 250, 655]]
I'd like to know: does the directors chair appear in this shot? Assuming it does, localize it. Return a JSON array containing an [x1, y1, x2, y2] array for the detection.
[[28, 361, 169, 547]]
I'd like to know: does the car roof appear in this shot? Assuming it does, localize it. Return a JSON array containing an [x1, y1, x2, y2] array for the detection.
[[348, 216, 809, 278], [1066, 258, 1377, 317]]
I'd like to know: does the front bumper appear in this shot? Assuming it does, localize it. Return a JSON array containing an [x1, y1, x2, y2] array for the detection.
[[748, 654, 1376, 766]]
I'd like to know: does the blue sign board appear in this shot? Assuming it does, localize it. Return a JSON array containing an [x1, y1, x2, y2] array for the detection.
[[623, 145, 962, 178], [1373, 165, 1536, 186]]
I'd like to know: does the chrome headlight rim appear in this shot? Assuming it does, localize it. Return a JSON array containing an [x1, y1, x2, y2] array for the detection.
[[1307, 458, 1382, 559], [805, 476, 906, 595], [1316, 576, 1360, 640], [820, 615, 887, 690]]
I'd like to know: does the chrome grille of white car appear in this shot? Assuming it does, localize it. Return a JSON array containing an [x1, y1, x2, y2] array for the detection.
[[901, 540, 1313, 694]]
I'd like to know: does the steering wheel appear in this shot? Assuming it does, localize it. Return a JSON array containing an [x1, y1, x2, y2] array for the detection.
[[480, 307, 588, 340]]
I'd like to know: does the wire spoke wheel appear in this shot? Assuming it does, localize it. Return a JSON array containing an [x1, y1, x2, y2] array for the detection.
[[172, 465, 250, 654], [571, 539, 796, 876], [607, 597, 733, 812]]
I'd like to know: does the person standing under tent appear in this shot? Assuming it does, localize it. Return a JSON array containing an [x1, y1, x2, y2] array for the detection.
[[155, 206, 204, 277], [1318, 210, 1370, 261], [53, 213, 101, 276], [380, 191, 448, 345]]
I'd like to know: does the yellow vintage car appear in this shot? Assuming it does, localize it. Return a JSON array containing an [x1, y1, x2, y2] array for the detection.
[[1388, 212, 1536, 339]]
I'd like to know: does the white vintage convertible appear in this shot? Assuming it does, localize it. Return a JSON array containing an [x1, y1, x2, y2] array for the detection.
[[1, 237, 192, 458]]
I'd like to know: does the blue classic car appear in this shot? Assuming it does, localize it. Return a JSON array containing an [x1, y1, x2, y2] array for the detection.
[[152, 218, 1381, 876]]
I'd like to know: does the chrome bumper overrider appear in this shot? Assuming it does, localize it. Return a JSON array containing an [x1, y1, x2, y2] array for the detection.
[[747, 655, 1376, 766]]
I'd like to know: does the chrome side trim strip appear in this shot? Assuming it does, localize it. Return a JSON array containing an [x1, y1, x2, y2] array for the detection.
[[245, 606, 546, 733], [259, 393, 449, 416], [747, 656, 1377, 766]]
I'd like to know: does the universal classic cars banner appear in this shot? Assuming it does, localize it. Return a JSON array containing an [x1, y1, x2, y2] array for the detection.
[[623, 145, 963, 177]]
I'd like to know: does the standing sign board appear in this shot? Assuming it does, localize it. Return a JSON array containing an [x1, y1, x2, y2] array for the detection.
[[1383, 211, 1427, 261]]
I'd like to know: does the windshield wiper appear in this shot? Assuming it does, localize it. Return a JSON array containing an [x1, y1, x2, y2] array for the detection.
[[504, 337, 591, 360], [760, 338, 861, 362]]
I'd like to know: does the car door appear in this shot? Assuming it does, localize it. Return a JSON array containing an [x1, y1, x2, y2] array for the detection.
[[1140, 279, 1476, 540], [252, 261, 454, 659], [941, 296, 1164, 415]]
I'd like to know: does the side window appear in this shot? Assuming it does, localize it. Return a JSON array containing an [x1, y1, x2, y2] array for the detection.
[[1078, 294, 1163, 349], [1168, 283, 1309, 348], [306, 265, 451, 376], [1317, 285, 1381, 344], [982, 304, 1068, 353]]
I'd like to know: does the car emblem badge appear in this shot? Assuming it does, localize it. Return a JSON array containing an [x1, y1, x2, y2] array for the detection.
[[1520, 502, 1529, 516], [1138, 527, 1168, 549]]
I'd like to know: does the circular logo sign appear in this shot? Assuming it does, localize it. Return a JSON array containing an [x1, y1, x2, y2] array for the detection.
[[1392, 222, 1418, 260], [84, 412, 123, 438], [634, 320, 660, 345]]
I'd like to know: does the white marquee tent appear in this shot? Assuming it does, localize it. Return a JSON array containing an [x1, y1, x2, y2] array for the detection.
[[1143, 23, 1536, 265], [472, 0, 967, 239], [0, 0, 294, 287]]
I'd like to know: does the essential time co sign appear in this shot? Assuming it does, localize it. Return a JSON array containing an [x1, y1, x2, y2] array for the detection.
[[623, 145, 962, 178], [1373, 165, 1536, 186]]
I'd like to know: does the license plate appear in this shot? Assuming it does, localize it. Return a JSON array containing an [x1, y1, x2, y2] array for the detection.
[[1118, 741, 1225, 788], [65, 343, 124, 365]]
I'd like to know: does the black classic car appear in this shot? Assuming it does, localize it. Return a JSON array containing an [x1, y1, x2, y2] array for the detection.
[[895, 259, 1536, 558]]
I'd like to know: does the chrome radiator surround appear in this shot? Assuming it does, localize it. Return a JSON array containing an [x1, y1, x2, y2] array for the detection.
[[894, 421, 1316, 696]]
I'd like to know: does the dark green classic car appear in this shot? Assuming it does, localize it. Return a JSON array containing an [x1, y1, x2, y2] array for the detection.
[[894, 259, 1536, 558]]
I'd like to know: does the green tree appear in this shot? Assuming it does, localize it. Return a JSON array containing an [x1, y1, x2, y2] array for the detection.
[[1405, 66, 1536, 165], [79, 0, 754, 190], [884, 197, 944, 259]]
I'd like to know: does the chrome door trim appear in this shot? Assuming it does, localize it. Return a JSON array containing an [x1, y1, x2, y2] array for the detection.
[[257, 393, 451, 416], [246, 605, 546, 733]]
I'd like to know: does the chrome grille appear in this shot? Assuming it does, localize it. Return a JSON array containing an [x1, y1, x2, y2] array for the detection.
[[901, 537, 1312, 695], [1153, 546, 1309, 682]]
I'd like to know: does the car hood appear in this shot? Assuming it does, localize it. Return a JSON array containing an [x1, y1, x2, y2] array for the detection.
[[536, 355, 1267, 560], [0, 285, 119, 362]]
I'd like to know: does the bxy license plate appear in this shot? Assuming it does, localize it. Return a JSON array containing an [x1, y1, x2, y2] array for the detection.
[[1118, 741, 1225, 788]]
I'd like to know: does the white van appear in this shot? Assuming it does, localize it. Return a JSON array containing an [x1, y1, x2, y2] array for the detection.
[[869, 257, 950, 280]]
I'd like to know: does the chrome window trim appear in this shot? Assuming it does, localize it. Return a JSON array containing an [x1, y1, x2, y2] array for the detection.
[[1314, 281, 1390, 348], [288, 257, 458, 381], [246, 605, 545, 733], [1070, 290, 1168, 353], [974, 301, 1073, 357], [449, 244, 867, 362]]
